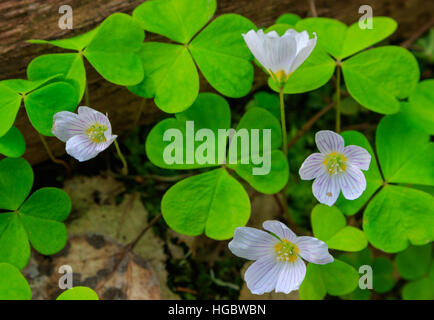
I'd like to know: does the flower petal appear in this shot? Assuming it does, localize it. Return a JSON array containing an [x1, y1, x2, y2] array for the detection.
[[338, 166, 367, 200], [52, 111, 87, 142], [263, 220, 296, 241], [299, 152, 326, 180], [243, 30, 269, 72], [315, 130, 345, 154], [265, 32, 297, 74], [312, 172, 340, 206], [275, 257, 306, 293], [294, 236, 334, 264], [244, 255, 284, 295], [78, 106, 111, 129], [65, 134, 99, 162], [229, 227, 278, 261], [343, 145, 371, 171], [290, 32, 317, 73]]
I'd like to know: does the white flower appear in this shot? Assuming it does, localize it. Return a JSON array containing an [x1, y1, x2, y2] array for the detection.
[[52, 106, 117, 162], [299, 130, 371, 206], [229, 220, 333, 295], [242, 29, 317, 85]]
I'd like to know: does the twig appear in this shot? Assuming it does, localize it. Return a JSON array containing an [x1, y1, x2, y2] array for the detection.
[[38, 134, 71, 175], [125, 213, 163, 251], [401, 18, 434, 48], [287, 102, 335, 149], [176, 287, 198, 295], [308, 0, 318, 17]]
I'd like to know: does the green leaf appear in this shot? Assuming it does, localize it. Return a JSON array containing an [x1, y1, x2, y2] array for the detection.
[[0, 158, 33, 211], [363, 185, 434, 253], [402, 264, 434, 300], [311, 204, 367, 252], [190, 14, 255, 98], [1, 76, 60, 95], [276, 13, 301, 26], [133, 0, 216, 44], [0, 126, 26, 158], [299, 259, 359, 299], [57, 286, 99, 300], [0, 213, 31, 270], [342, 46, 420, 114], [0, 263, 31, 300], [19, 188, 71, 255], [27, 53, 86, 103], [396, 244, 432, 280], [161, 168, 250, 240], [28, 28, 99, 51], [128, 42, 199, 113], [24, 82, 78, 136], [373, 257, 396, 293], [340, 17, 397, 59], [0, 83, 22, 137], [145, 93, 230, 169], [269, 43, 335, 94], [408, 79, 434, 130], [83, 13, 145, 86], [296, 17, 397, 59], [246, 91, 281, 120], [376, 103, 433, 185], [336, 131, 383, 215]]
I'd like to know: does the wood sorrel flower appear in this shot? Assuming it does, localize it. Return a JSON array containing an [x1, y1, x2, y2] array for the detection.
[[229, 220, 333, 295], [52, 106, 117, 162], [299, 130, 371, 206], [242, 29, 317, 86]]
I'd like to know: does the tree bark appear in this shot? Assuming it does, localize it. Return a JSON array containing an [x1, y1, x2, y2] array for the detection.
[[0, 0, 432, 165]]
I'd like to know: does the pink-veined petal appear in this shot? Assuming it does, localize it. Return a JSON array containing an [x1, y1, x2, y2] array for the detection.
[[229, 227, 278, 261], [299, 152, 326, 180], [343, 145, 371, 171], [52, 111, 87, 142], [263, 220, 296, 241], [65, 134, 99, 162], [338, 165, 367, 200], [243, 30, 269, 72], [312, 172, 340, 206], [290, 32, 317, 73], [295, 236, 334, 264], [244, 255, 284, 295], [264, 32, 297, 74], [315, 130, 345, 154], [275, 257, 306, 293]]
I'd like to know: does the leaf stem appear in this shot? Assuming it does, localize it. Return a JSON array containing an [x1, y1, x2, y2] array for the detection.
[[84, 83, 90, 106], [38, 134, 71, 174], [335, 64, 341, 133], [114, 139, 128, 175], [279, 86, 288, 157], [133, 99, 145, 128]]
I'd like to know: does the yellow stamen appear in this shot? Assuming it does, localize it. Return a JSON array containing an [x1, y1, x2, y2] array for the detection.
[[86, 123, 107, 143], [323, 152, 347, 175], [274, 239, 299, 262]]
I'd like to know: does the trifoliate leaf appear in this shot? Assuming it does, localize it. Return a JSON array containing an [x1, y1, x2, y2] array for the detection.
[[342, 46, 419, 114], [402, 264, 434, 300], [28, 28, 99, 51], [276, 13, 301, 26], [0, 83, 23, 137], [373, 257, 396, 293], [128, 42, 199, 113], [161, 168, 250, 240], [0, 126, 26, 158], [145, 93, 230, 169], [311, 204, 367, 252], [245, 91, 281, 120], [0, 263, 31, 300], [363, 185, 434, 253], [27, 53, 86, 103], [133, 0, 216, 44], [190, 14, 255, 98]]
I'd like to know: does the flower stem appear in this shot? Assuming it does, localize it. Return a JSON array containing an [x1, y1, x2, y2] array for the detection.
[[335, 65, 341, 133], [114, 139, 128, 175], [279, 86, 288, 157], [38, 134, 71, 174]]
